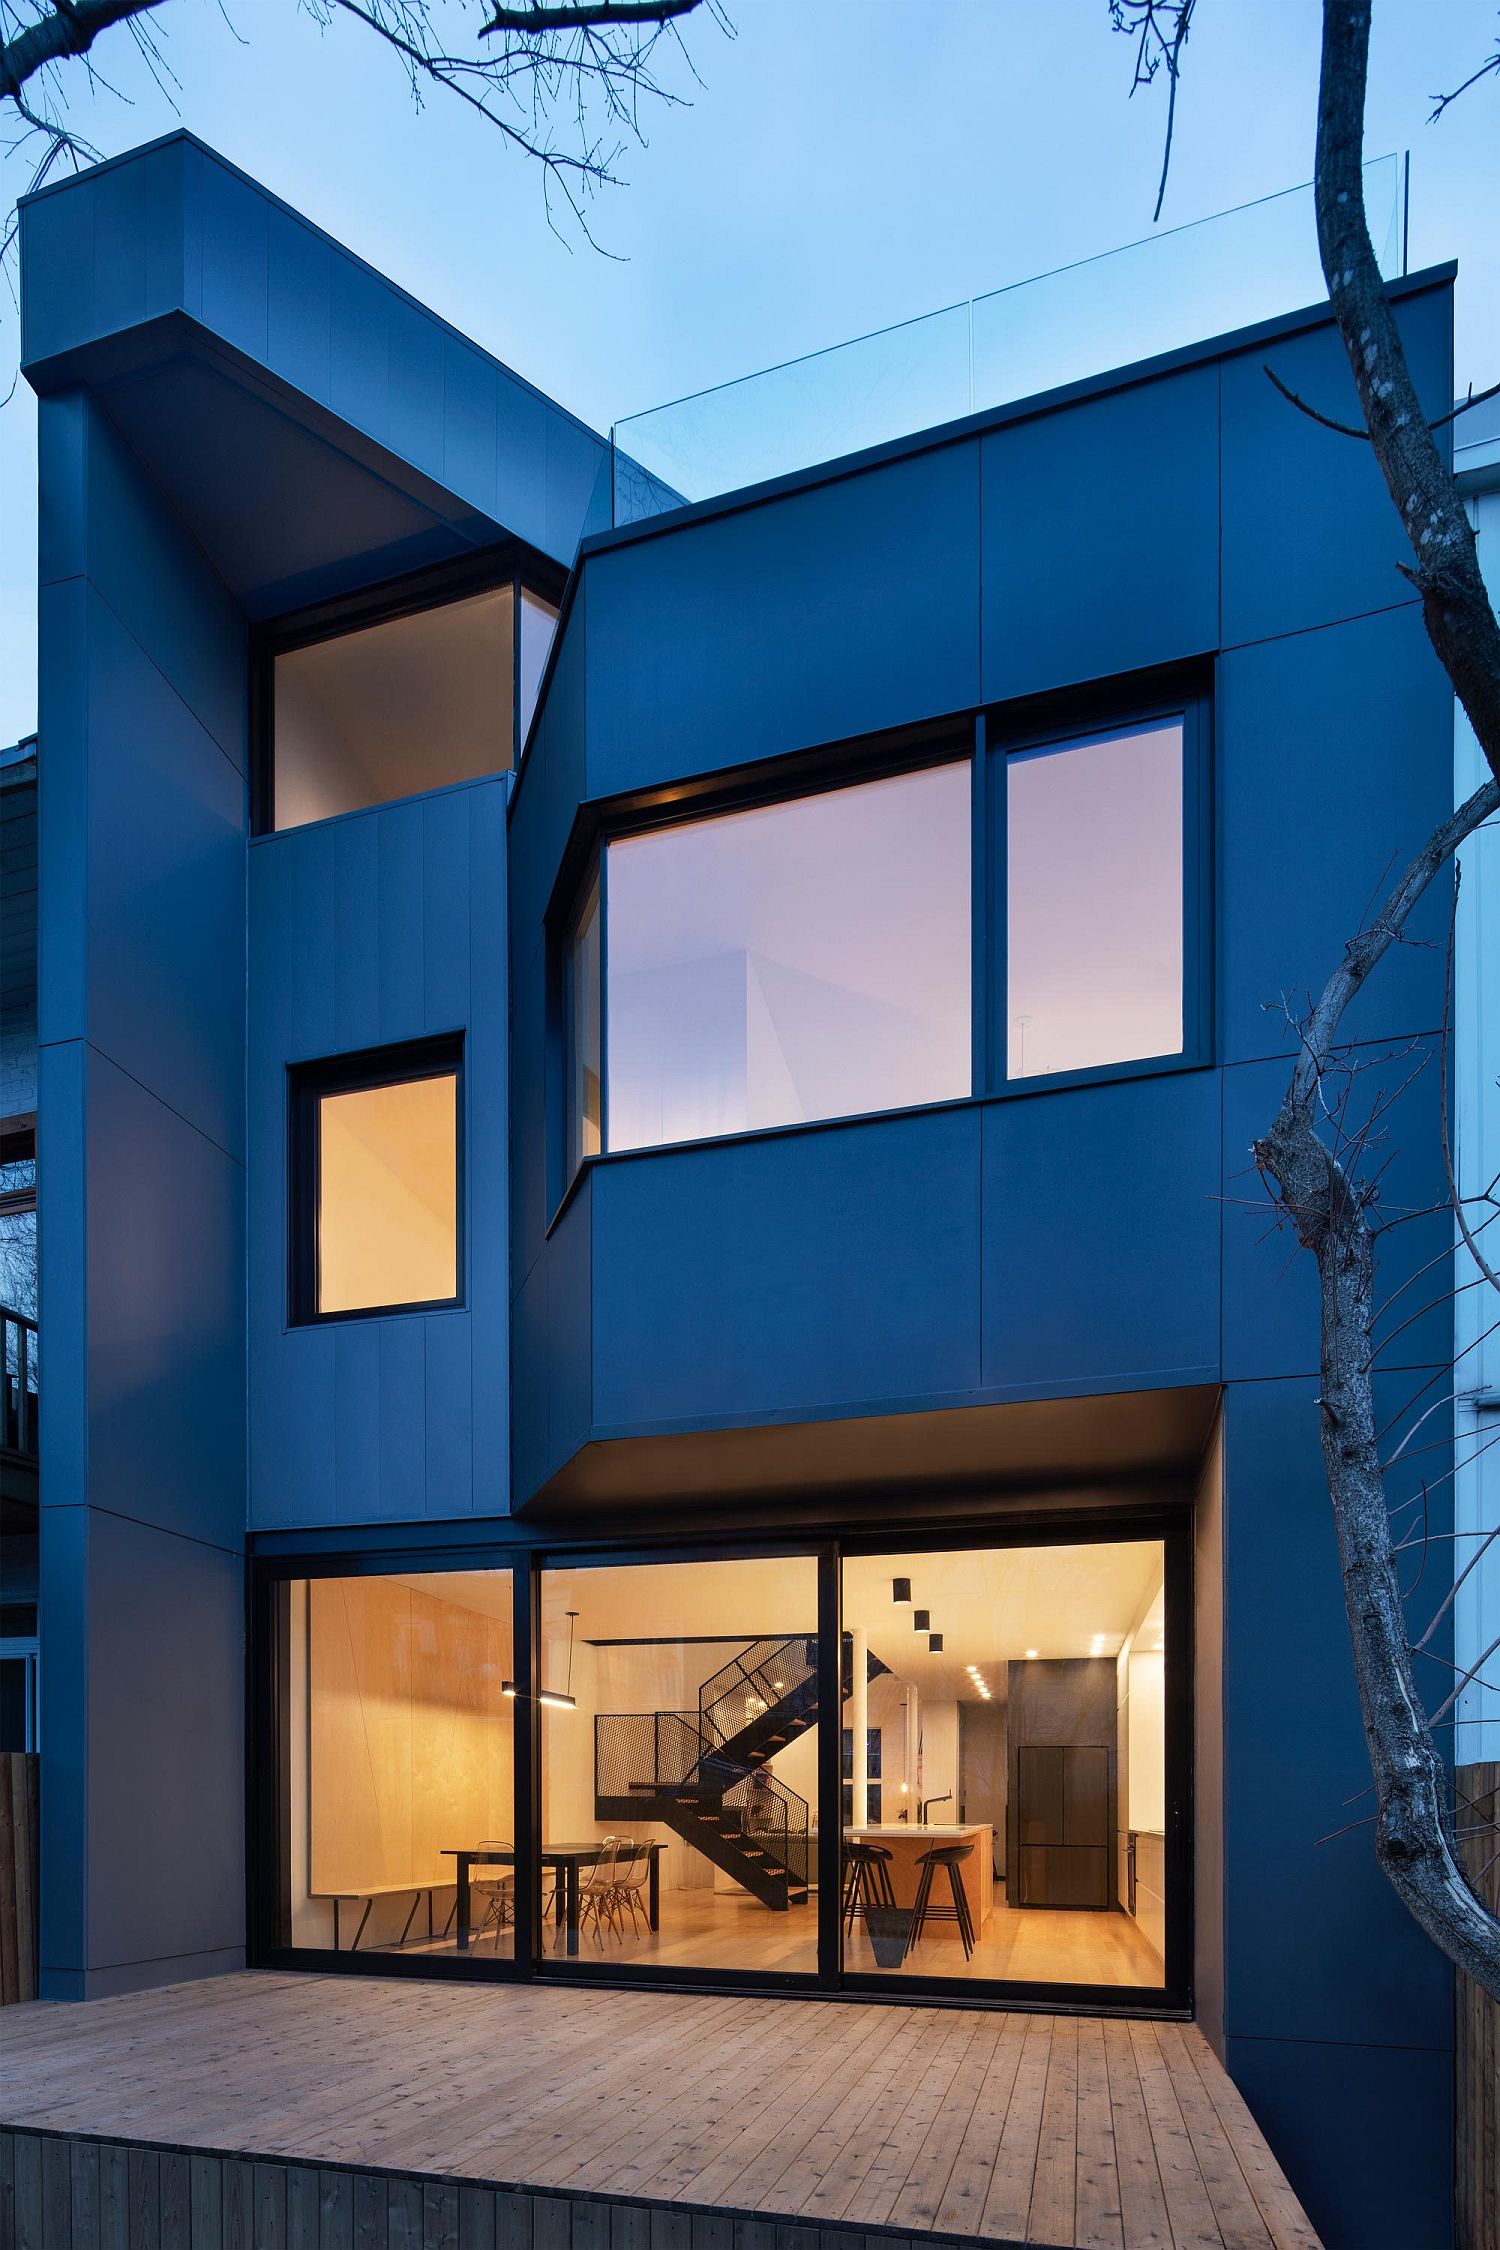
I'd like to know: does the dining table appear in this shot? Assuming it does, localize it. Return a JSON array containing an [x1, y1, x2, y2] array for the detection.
[[442, 1840, 668, 1956]]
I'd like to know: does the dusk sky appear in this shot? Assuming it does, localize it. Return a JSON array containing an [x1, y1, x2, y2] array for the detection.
[[2, 0, 1497, 747]]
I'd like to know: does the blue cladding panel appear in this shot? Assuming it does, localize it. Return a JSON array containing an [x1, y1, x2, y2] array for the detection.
[[1220, 1051, 1451, 1382], [582, 442, 982, 799], [980, 363, 1219, 701], [980, 1070, 1221, 1391], [265, 205, 333, 407], [1216, 605, 1452, 1064], [23, 135, 604, 569], [247, 780, 509, 1529], [1226, 2036, 1452, 2250], [1221, 1377, 1452, 2057], [85, 1512, 245, 1977], [1221, 285, 1453, 647], [590, 1107, 982, 1429], [36, 1505, 89, 1983], [80, 589, 246, 1158], [82, 1049, 246, 1552], [21, 138, 186, 368]]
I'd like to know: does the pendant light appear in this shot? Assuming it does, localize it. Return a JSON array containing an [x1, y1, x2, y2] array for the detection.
[[503, 1607, 578, 1709]]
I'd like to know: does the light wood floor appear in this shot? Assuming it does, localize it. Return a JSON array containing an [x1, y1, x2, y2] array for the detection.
[[0, 1972, 1321, 2249], [372, 1885, 1165, 1987]]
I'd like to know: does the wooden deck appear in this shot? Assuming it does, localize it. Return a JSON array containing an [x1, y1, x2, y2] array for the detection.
[[0, 1973, 1321, 2250]]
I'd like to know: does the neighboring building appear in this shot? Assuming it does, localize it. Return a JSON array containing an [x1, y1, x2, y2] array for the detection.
[[0, 733, 39, 1754], [1454, 393, 1500, 1779], [19, 133, 1469, 2249]]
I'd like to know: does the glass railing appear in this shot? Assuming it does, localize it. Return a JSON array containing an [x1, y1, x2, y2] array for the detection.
[[611, 154, 1406, 525]]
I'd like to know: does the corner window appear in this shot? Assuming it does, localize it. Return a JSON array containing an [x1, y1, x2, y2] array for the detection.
[[570, 761, 972, 1165], [261, 567, 560, 834], [290, 1038, 462, 1322], [1003, 717, 1190, 1083]]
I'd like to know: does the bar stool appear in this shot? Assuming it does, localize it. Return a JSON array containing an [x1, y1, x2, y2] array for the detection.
[[842, 1840, 896, 1935], [905, 1841, 976, 1960]]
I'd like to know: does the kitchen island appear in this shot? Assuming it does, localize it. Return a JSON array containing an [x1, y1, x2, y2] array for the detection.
[[846, 1822, 994, 1938]]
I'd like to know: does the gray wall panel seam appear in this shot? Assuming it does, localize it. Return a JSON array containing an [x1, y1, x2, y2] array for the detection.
[[43, 567, 248, 781], [51, 1500, 246, 1562], [1217, 593, 1424, 657], [77, 1036, 248, 1169]]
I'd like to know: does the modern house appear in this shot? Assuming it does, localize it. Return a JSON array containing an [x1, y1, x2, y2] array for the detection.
[[9, 130, 1486, 2250]]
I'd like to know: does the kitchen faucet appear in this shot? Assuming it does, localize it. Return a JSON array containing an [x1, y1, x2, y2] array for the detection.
[[918, 1793, 953, 1824]]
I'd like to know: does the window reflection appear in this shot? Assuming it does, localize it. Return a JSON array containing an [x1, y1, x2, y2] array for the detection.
[[605, 762, 971, 1152], [1006, 723, 1183, 1080]]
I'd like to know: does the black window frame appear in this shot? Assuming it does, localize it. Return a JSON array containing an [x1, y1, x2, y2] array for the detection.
[[250, 547, 567, 838], [247, 1500, 1194, 2018], [547, 669, 1213, 1208], [287, 1032, 467, 1328]]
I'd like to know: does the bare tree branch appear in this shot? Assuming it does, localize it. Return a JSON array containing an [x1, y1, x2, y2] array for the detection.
[[483, 1, 699, 28], [0, 0, 166, 102], [1249, 0, 1500, 2005]]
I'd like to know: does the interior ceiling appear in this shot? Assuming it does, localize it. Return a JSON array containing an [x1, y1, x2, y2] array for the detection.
[[384, 1541, 1165, 1708]]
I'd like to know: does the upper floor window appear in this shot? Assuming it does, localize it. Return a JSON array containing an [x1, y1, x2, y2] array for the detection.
[[261, 566, 560, 834], [1005, 720, 1186, 1082], [558, 692, 1204, 1189], [290, 1038, 463, 1323], [570, 761, 972, 1163]]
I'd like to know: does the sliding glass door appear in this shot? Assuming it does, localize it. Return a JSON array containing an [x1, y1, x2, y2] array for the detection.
[[260, 1522, 1186, 2006], [839, 1540, 1172, 1996], [537, 1554, 820, 1978]]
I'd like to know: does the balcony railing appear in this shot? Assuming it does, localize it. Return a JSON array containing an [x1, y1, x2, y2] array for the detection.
[[2, 1309, 38, 1465], [611, 154, 1406, 525]]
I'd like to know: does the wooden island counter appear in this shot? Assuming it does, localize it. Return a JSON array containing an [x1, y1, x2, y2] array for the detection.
[[846, 1822, 994, 1938]]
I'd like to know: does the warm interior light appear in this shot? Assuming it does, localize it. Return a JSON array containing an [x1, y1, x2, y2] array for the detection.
[[1025, 1648, 1039, 1660]]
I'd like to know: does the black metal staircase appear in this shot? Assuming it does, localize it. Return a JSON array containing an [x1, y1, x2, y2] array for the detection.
[[593, 1634, 887, 1911]]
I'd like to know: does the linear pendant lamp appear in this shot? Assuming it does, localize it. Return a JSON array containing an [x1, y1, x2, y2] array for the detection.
[[504, 1608, 578, 1709]]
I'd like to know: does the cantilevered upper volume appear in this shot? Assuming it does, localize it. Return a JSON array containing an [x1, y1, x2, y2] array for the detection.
[[20, 130, 610, 615]]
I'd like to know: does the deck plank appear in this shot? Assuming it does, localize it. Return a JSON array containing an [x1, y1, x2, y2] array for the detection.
[[0, 1974, 1322, 2250]]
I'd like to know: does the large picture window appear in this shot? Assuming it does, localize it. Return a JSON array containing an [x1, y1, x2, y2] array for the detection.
[[587, 760, 972, 1159], [558, 694, 1203, 1187], [290, 1037, 463, 1322]]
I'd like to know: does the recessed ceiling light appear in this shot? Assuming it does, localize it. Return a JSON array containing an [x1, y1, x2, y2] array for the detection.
[[1025, 1649, 1039, 1660]]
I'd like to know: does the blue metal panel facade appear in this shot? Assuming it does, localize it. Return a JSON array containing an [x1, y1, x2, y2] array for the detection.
[[24, 133, 1463, 2243], [246, 780, 510, 1529], [35, 387, 248, 1998]]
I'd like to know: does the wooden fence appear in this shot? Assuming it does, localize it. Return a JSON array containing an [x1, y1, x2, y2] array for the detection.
[[1457, 1761, 1499, 2250], [0, 1751, 39, 2005]]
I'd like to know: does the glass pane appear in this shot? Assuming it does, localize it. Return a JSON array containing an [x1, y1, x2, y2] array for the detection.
[[273, 587, 515, 831], [540, 1558, 819, 1974], [606, 763, 971, 1152], [566, 867, 602, 1176], [284, 1570, 514, 1958], [1006, 723, 1183, 1080], [613, 156, 1403, 523], [841, 1542, 1168, 1989], [318, 1073, 457, 1314], [518, 588, 561, 753]]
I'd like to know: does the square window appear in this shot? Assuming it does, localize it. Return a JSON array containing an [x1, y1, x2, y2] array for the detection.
[[290, 1040, 463, 1322]]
